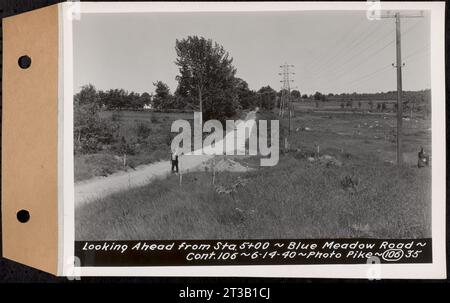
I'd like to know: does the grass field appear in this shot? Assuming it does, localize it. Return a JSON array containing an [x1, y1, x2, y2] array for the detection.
[[75, 111, 193, 182], [75, 110, 431, 240], [293, 99, 398, 112], [292, 100, 429, 119]]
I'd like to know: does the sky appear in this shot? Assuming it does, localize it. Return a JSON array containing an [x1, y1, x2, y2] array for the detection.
[[73, 10, 430, 96]]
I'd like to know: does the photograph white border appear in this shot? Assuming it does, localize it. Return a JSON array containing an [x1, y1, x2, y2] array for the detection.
[[61, 1, 446, 278]]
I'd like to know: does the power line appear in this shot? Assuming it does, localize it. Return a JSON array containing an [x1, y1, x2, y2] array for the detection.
[[344, 64, 392, 86], [329, 20, 425, 84], [310, 22, 392, 77], [312, 27, 395, 79], [306, 20, 376, 75], [334, 39, 395, 78], [403, 45, 430, 60], [303, 17, 369, 71], [304, 37, 396, 91], [307, 18, 424, 84], [342, 45, 429, 89]]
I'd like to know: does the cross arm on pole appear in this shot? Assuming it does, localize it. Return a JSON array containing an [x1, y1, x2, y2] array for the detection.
[[380, 11, 424, 19]]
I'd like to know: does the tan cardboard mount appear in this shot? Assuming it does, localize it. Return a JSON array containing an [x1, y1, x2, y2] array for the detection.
[[2, 5, 59, 275]]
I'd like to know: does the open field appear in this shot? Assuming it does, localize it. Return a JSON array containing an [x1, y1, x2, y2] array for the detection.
[[293, 99, 398, 112], [76, 111, 431, 240], [291, 99, 431, 119], [286, 111, 431, 165]]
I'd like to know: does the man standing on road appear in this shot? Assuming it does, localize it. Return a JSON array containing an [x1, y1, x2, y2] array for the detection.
[[171, 146, 180, 173]]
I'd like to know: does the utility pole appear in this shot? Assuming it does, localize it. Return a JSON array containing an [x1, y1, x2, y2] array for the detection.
[[395, 12, 403, 166], [381, 11, 423, 165], [279, 64, 295, 150]]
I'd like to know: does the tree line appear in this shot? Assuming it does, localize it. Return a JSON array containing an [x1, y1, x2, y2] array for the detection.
[[75, 36, 287, 122], [313, 89, 431, 104]]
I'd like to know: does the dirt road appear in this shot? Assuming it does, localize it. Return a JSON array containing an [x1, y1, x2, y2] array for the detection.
[[75, 110, 257, 205]]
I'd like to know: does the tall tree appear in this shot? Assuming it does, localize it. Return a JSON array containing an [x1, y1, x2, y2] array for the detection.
[[257, 86, 277, 110], [234, 77, 256, 109], [75, 84, 99, 107], [291, 89, 301, 99], [314, 91, 325, 101], [74, 84, 117, 153], [139, 92, 152, 109], [99, 88, 127, 110], [175, 36, 238, 120], [152, 81, 173, 110]]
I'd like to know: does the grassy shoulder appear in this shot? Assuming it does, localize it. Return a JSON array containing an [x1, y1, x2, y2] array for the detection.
[[75, 153, 431, 240], [74, 151, 169, 182], [74, 111, 177, 182]]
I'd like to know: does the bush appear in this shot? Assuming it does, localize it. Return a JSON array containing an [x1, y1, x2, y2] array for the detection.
[[74, 117, 119, 154], [135, 122, 152, 140], [341, 174, 360, 192], [74, 86, 121, 154], [112, 136, 138, 156]]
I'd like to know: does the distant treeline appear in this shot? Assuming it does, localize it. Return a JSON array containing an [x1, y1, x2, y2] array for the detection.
[[325, 89, 431, 103], [76, 84, 431, 116], [75, 82, 280, 112]]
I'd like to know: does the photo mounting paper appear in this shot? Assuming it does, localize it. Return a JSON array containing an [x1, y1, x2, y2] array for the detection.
[[56, 1, 446, 278]]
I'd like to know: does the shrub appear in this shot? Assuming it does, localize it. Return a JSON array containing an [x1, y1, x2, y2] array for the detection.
[[74, 118, 119, 154], [340, 174, 360, 192], [135, 122, 152, 140], [151, 115, 160, 123], [112, 136, 138, 156]]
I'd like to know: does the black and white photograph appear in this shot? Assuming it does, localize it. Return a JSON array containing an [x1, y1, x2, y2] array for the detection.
[[62, 2, 445, 278]]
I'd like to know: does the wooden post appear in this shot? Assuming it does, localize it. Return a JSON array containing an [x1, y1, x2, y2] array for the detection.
[[380, 11, 423, 165], [284, 137, 289, 152], [395, 12, 404, 166], [212, 158, 216, 185], [179, 158, 182, 187]]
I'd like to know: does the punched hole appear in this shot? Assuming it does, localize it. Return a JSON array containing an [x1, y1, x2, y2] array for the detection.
[[17, 209, 30, 223], [18, 55, 31, 69]]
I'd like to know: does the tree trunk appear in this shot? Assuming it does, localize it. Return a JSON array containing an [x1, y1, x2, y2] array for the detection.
[[198, 88, 203, 124], [212, 158, 216, 185], [198, 88, 202, 112]]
